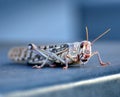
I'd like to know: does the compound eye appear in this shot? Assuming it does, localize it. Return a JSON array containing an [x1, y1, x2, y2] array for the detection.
[[80, 43, 84, 48]]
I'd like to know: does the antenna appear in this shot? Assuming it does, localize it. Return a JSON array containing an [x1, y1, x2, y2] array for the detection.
[[86, 26, 89, 41], [92, 28, 111, 45]]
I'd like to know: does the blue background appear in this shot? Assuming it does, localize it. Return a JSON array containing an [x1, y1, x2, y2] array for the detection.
[[0, 0, 120, 44]]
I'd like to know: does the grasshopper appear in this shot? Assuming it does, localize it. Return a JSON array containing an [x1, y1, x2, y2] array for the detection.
[[8, 27, 110, 69]]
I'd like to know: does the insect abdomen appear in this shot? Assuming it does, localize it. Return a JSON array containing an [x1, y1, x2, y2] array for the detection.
[[8, 47, 28, 63]]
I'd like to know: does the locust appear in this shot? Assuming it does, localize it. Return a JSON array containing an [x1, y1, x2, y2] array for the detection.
[[8, 27, 111, 69]]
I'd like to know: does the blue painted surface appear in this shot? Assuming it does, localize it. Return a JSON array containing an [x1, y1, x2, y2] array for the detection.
[[0, 42, 120, 94]]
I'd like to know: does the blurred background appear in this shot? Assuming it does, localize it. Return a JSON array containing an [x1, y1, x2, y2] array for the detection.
[[0, 0, 120, 45]]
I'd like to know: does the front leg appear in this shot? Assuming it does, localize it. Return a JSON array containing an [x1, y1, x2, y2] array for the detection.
[[63, 57, 69, 69], [91, 51, 110, 66]]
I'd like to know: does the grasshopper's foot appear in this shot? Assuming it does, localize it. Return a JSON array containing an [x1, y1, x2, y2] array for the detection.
[[32, 65, 42, 69], [100, 62, 110, 66], [63, 66, 68, 69]]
